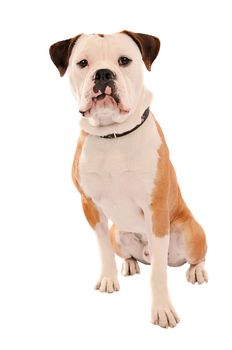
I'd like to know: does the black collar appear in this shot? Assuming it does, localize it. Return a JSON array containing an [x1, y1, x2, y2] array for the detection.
[[100, 107, 150, 139]]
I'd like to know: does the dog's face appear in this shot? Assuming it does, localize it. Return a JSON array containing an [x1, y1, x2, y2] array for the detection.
[[50, 31, 160, 127]]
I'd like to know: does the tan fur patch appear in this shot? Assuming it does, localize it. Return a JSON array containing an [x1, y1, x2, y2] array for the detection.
[[150, 120, 207, 263], [71, 130, 87, 194], [170, 204, 207, 264], [109, 224, 126, 258], [81, 195, 100, 230], [72, 131, 100, 229], [150, 120, 170, 236]]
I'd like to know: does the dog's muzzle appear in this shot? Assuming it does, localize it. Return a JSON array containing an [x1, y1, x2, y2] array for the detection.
[[79, 68, 129, 117]]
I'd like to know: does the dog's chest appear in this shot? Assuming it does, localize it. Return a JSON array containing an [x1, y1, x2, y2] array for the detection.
[[79, 116, 161, 232]]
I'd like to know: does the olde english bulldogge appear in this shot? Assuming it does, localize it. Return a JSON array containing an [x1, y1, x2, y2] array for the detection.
[[49, 31, 208, 328]]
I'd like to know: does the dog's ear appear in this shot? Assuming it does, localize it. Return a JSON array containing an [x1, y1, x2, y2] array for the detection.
[[121, 30, 160, 71], [49, 35, 82, 76]]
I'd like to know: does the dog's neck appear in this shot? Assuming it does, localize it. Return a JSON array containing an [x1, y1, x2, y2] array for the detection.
[[79, 87, 153, 137]]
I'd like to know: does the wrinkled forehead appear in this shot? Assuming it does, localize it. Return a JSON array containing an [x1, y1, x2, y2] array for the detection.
[[70, 33, 142, 62]]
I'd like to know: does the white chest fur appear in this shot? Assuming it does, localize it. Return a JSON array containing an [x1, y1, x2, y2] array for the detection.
[[79, 114, 162, 233]]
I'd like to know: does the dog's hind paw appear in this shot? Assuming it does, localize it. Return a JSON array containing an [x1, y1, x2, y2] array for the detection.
[[121, 258, 140, 276], [186, 262, 208, 284]]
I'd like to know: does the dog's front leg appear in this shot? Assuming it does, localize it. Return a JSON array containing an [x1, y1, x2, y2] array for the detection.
[[94, 210, 119, 293], [145, 209, 180, 328]]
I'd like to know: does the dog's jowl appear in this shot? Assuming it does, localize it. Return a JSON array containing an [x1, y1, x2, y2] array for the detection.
[[49, 31, 208, 328]]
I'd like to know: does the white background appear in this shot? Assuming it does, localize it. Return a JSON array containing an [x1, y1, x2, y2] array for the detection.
[[0, 0, 232, 349]]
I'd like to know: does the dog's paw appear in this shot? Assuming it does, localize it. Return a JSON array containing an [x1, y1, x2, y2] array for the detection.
[[151, 301, 180, 328], [95, 276, 120, 293], [121, 258, 140, 276], [186, 262, 208, 284]]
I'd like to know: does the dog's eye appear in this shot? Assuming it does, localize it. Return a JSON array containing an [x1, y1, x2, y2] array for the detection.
[[77, 59, 88, 68], [118, 56, 131, 66]]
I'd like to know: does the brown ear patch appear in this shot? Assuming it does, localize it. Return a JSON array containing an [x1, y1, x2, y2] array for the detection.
[[49, 34, 82, 76], [121, 30, 160, 71]]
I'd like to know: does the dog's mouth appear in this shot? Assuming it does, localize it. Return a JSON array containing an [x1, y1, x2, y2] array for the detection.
[[92, 92, 117, 102], [79, 86, 130, 117]]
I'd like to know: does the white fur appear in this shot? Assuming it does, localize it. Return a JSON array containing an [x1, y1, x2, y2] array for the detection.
[[117, 229, 188, 267], [168, 230, 187, 267], [118, 231, 150, 264], [79, 112, 162, 233], [79, 87, 152, 136]]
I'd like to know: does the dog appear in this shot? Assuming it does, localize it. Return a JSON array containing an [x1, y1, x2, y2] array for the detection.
[[49, 31, 208, 328]]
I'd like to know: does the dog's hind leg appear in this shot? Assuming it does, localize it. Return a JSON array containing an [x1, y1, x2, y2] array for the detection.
[[109, 225, 142, 276], [170, 201, 208, 285]]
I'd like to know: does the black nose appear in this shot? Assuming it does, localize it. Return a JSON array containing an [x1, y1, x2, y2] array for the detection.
[[93, 69, 116, 81]]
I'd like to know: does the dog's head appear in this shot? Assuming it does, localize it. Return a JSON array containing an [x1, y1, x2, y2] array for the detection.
[[49, 31, 160, 127]]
